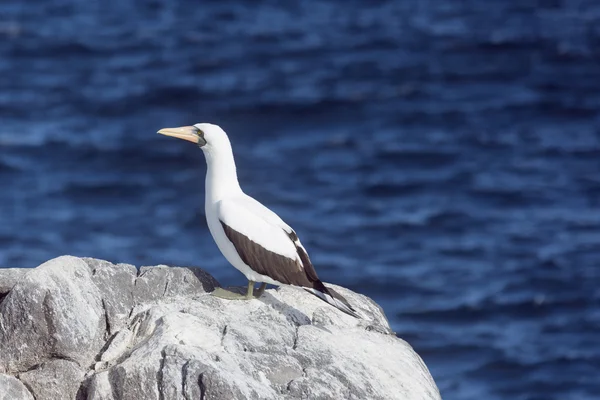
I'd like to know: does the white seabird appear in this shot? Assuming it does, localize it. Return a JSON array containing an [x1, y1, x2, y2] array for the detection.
[[157, 123, 359, 318]]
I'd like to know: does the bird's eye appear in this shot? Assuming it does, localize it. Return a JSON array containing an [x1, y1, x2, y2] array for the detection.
[[196, 129, 207, 147]]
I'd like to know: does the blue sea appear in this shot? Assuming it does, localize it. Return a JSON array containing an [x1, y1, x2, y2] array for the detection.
[[1, 1, 599, 398]]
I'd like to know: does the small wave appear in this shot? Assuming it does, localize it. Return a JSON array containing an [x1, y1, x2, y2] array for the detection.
[[400, 294, 591, 324], [376, 148, 459, 167], [0, 158, 19, 173], [363, 182, 424, 197], [60, 181, 148, 200]]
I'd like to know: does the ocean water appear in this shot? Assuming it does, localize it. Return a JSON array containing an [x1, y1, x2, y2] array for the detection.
[[1, 1, 599, 398]]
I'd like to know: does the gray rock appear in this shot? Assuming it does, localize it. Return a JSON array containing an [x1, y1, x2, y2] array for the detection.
[[0, 257, 441, 400], [83, 258, 137, 335], [0, 374, 34, 400], [0, 256, 105, 373], [84, 287, 439, 400], [18, 359, 84, 400], [132, 264, 219, 304], [0, 268, 28, 297]]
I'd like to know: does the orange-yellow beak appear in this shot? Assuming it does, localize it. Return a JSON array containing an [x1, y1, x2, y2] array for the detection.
[[157, 126, 199, 143]]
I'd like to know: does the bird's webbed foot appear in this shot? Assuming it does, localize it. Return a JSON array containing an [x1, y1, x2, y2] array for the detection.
[[211, 281, 267, 300], [211, 287, 251, 300]]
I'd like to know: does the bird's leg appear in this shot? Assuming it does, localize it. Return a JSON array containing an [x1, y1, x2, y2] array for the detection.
[[246, 280, 255, 298], [254, 282, 267, 298]]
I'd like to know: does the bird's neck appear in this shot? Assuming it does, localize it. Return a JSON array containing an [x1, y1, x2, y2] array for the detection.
[[204, 146, 242, 203]]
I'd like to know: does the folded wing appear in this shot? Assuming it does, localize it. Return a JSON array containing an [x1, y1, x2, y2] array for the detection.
[[217, 196, 319, 288]]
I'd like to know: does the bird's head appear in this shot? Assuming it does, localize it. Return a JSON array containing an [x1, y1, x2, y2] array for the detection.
[[157, 123, 229, 152]]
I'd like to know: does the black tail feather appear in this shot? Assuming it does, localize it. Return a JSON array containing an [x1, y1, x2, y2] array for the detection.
[[304, 281, 361, 319]]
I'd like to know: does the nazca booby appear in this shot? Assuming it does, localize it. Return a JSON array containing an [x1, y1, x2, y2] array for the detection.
[[157, 123, 359, 318]]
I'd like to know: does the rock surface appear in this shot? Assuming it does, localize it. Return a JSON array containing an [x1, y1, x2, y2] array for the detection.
[[0, 269, 27, 299], [0, 374, 34, 400], [0, 256, 441, 400]]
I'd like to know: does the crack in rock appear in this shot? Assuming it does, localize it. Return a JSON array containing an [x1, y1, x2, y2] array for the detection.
[[75, 378, 89, 400], [42, 291, 57, 340], [220, 325, 228, 348], [292, 324, 300, 351], [49, 353, 81, 368], [157, 348, 167, 400], [22, 363, 42, 374], [18, 378, 38, 400], [286, 378, 294, 392], [101, 299, 111, 338], [181, 361, 191, 400], [198, 372, 206, 400], [162, 280, 170, 297]]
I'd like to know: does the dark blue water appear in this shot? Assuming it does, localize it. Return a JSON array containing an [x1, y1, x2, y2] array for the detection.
[[1, 1, 599, 398]]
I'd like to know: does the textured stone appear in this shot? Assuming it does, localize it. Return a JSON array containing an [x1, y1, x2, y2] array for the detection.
[[18, 359, 84, 400], [0, 268, 28, 297], [83, 258, 137, 335], [0, 256, 105, 372], [0, 257, 440, 400], [0, 374, 34, 400], [132, 265, 219, 304], [83, 286, 439, 400]]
